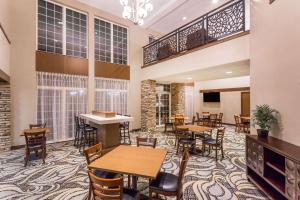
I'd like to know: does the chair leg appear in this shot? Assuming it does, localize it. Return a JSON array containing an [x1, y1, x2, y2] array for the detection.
[[24, 150, 29, 167], [202, 144, 205, 156], [149, 189, 153, 200], [215, 148, 218, 161], [221, 146, 224, 159], [176, 141, 180, 155], [208, 146, 211, 154]]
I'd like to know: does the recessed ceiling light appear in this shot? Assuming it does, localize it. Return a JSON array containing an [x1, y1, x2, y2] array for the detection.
[[187, 77, 193, 80], [212, 0, 219, 4], [182, 16, 187, 21], [226, 71, 233, 74]]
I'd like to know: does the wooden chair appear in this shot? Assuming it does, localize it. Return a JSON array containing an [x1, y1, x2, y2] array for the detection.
[[174, 117, 185, 128], [163, 115, 173, 132], [234, 115, 245, 133], [29, 123, 46, 129], [240, 114, 250, 133], [24, 129, 47, 167], [84, 143, 120, 200], [136, 137, 157, 148], [209, 114, 218, 127], [202, 112, 210, 126], [174, 127, 189, 148], [216, 113, 223, 127], [88, 170, 140, 200], [202, 128, 225, 161], [149, 150, 190, 200], [196, 112, 202, 125]]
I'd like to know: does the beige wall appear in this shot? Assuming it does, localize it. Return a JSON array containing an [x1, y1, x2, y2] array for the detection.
[[194, 76, 250, 124], [9, 0, 160, 146], [0, 0, 11, 76], [250, 0, 300, 146]]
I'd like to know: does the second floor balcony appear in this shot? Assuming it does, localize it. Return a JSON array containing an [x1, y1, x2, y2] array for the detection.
[[142, 0, 249, 67]]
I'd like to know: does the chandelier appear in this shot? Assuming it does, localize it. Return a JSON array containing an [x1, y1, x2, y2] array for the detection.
[[120, 0, 153, 26]]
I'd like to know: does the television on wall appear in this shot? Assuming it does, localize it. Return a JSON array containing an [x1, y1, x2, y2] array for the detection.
[[203, 92, 220, 102]]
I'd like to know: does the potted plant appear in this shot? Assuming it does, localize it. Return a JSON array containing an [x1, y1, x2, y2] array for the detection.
[[252, 104, 278, 138]]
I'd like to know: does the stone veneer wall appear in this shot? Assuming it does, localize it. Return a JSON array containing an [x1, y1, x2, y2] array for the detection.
[[0, 85, 11, 152], [171, 83, 185, 115], [141, 80, 156, 132]]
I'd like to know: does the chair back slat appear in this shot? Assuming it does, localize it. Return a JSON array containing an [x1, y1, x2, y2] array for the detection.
[[218, 113, 223, 119], [136, 137, 157, 148], [84, 143, 103, 164], [196, 112, 200, 121], [209, 114, 218, 120], [29, 123, 46, 129], [88, 171, 123, 200], [174, 117, 185, 127], [234, 115, 240, 124]]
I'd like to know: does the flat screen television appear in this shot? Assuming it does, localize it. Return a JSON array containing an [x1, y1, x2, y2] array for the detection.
[[203, 92, 220, 102]]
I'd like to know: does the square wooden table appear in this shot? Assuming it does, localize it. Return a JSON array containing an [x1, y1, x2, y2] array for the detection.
[[88, 145, 167, 189]]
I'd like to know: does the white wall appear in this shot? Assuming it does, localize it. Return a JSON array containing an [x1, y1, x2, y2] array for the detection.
[[0, 0, 11, 76], [194, 76, 250, 124], [141, 34, 250, 81], [250, 0, 300, 146]]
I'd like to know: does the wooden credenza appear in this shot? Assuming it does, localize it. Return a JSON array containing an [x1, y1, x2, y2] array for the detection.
[[246, 135, 300, 200]]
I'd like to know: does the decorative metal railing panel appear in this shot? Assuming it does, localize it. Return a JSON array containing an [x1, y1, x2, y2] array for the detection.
[[143, 0, 246, 66]]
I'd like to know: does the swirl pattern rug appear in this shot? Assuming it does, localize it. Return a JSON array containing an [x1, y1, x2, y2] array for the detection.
[[0, 126, 267, 200]]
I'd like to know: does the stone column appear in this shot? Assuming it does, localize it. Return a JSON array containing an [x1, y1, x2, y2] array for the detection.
[[141, 80, 156, 132], [0, 85, 11, 152], [171, 83, 185, 115]]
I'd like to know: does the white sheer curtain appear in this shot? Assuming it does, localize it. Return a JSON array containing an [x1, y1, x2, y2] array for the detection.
[[185, 86, 194, 121], [37, 72, 88, 142], [95, 78, 129, 115]]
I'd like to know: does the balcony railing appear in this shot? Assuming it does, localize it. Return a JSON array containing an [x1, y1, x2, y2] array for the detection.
[[143, 0, 246, 66]]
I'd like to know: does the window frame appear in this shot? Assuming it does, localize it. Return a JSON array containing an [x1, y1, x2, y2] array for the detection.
[[94, 16, 129, 65], [36, 0, 89, 59]]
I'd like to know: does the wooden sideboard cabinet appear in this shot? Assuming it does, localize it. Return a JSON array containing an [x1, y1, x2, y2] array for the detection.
[[246, 135, 300, 200]]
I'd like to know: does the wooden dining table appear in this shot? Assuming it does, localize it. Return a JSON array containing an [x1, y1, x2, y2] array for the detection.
[[88, 145, 167, 190], [177, 125, 213, 154]]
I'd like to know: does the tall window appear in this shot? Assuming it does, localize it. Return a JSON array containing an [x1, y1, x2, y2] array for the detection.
[[94, 78, 129, 115], [94, 18, 128, 65], [37, 72, 88, 142], [66, 9, 87, 58], [37, 0, 63, 54], [37, 0, 88, 59]]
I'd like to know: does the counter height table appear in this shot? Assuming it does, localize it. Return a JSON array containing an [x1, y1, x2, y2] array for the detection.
[[80, 114, 133, 149]]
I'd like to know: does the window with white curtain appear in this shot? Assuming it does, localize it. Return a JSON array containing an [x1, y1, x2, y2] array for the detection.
[[37, 72, 88, 142], [94, 78, 129, 115], [185, 86, 194, 121]]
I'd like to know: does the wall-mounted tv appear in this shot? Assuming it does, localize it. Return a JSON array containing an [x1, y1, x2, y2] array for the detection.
[[203, 92, 220, 102]]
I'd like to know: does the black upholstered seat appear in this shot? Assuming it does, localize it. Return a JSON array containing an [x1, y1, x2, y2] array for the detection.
[[93, 169, 119, 179], [150, 172, 178, 192]]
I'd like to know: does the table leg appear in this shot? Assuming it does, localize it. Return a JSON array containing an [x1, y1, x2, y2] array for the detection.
[[132, 176, 138, 190]]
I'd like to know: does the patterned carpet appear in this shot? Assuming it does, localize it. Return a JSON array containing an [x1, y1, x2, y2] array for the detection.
[[0, 126, 267, 200]]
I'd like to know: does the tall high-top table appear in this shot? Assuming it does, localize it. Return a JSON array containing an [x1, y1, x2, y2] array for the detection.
[[80, 114, 133, 149]]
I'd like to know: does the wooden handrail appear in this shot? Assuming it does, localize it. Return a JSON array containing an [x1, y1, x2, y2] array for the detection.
[[0, 23, 11, 44]]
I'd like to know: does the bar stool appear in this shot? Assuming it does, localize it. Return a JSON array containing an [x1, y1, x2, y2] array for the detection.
[[120, 115, 131, 145], [78, 118, 97, 152]]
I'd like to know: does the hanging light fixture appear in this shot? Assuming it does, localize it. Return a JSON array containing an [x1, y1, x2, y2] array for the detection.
[[120, 0, 153, 26]]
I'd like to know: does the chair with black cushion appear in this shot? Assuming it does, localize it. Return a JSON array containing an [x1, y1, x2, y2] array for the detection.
[[234, 115, 245, 133], [176, 129, 196, 155], [163, 115, 173, 133], [88, 170, 140, 200], [78, 117, 97, 152], [84, 143, 121, 200], [120, 115, 131, 145], [24, 129, 47, 167], [202, 128, 225, 161], [216, 113, 223, 127], [209, 114, 218, 127], [29, 123, 46, 129], [136, 137, 157, 148], [149, 150, 190, 200], [173, 127, 188, 148]]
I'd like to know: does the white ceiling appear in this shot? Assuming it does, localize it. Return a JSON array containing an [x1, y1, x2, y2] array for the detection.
[[77, 0, 230, 33], [156, 60, 250, 83]]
